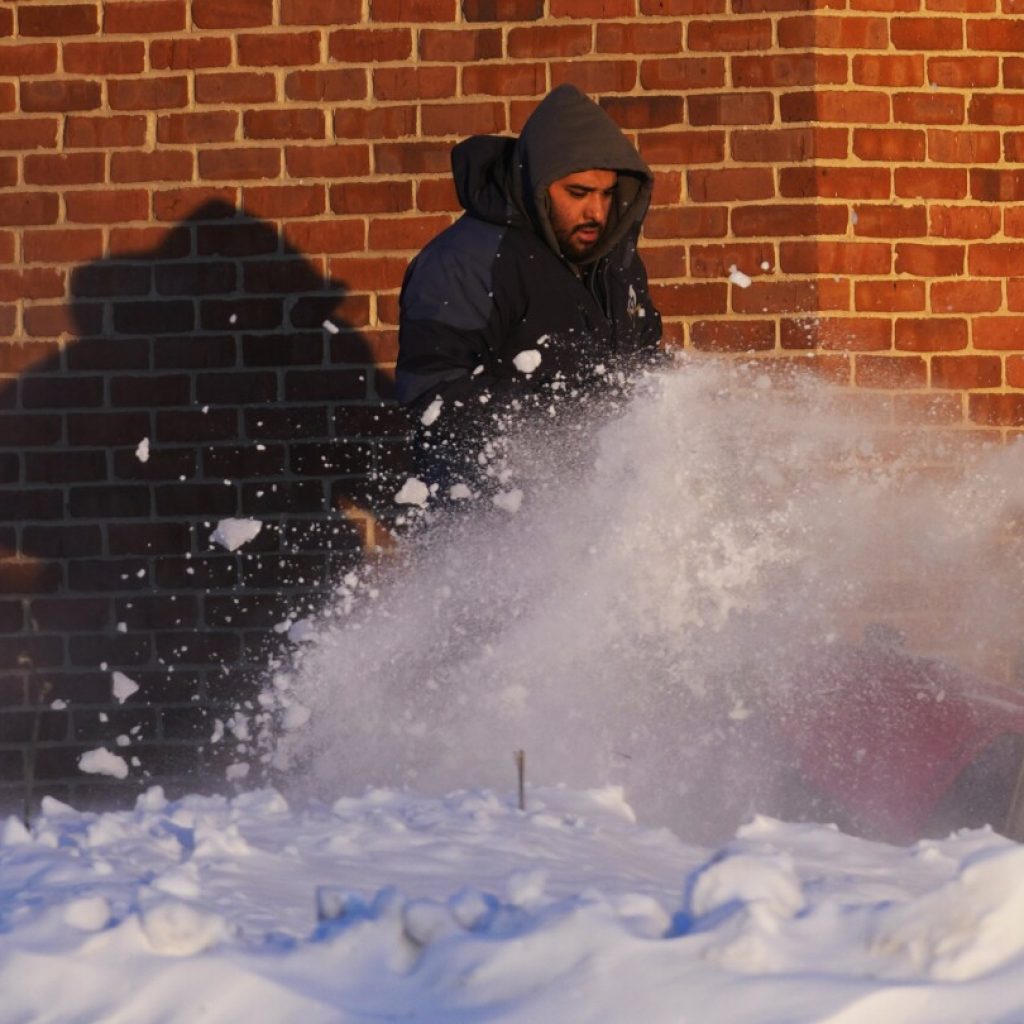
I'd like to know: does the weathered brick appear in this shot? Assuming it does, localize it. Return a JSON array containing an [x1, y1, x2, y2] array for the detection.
[[105, 1, 186, 33], [932, 355, 1001, 389], [731, 203, 847, 237], [19, 4, 99, 36], [688, 168, 774, 202], [689, 93, 774, 127], [892, 92, 964, 125], [150, 37, 231, 70], [855, 280, 926, 312], [509, 25, 592, 57], [853, 54, 924, 87], [108, 76, 188, 111], [282, 0, 363, 22], [371, 0, 458, 19], [969, 394, 1024, 427], [422, 100, 507, 136], [63, 41, 145, 75], [733, 53, 846, 88], [640, 57, 725, 91], [853, 204, 928, 238], [781, 167, 891, 200], [193, 0, 273, 28], [972, 317, 1024, 349], [782, 91, 890, 124], [158, 111, 238, 145], [855, 355, 927, 389], [238, 31, 320, 68], [0, 43, 59, 76], [894, 168, 967, 199], [463, 62, 547, 96], [928, 129, 1000, 164], [779, 15, 888, 49], [894, 317, 969, 350], [927, 56, 999, 89], [688, 19, 772, 50], [21, 80, 102, 113], [891, 16, 963, 49], [931, 280, 1001, 313], [639, 131, 725, 166], [195, 72, 277, 106], [65, 114, 146, 148]]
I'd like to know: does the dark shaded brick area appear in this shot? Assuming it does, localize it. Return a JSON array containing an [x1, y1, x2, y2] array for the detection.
[[0, 202, 411, 816]]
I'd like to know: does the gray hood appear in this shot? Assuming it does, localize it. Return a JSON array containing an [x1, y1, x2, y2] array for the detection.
[[452, 84, 653, 264]]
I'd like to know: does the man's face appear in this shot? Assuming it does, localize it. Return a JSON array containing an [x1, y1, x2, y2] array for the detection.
[[547, 169, 617, 263]]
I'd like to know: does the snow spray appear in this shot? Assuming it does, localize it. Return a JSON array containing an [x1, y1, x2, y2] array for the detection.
[[264, 356, 1024, 841]]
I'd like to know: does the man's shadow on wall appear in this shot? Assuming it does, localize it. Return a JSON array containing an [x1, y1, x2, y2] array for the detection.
[[0, 199, 412, 808]]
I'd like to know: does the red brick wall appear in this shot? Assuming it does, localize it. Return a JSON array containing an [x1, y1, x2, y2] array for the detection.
[[3, 0, 1024, 807]]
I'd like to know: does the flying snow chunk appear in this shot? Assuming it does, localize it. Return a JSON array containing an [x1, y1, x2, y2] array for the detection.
[[514, 349, 543, 374], [421, 396, 443, 426], [135, 437, 150, 463], [322, 319, 340, 335], [492, 488, 524, 514], [209, 517, 263, 552], [226, 762, 250, 782], [78, 748, 129, 780], [112, 671, 139, 703], [728, 264, 753, 289], [449, 483, 473, 500], [395, 477, 430, 507]]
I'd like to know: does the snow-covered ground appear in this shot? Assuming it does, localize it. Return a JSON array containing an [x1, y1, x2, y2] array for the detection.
[[16, 358, 1024, 1021], [6, 785, 1024, 1023]]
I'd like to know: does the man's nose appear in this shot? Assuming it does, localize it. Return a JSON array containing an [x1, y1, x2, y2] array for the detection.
[[583, 193, 606, 224]]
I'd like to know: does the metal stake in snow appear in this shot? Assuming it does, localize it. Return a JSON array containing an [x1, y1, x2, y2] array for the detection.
[[514, 749, 526, 811]]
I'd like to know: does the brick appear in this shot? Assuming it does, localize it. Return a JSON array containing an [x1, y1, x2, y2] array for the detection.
[[927, 56, 999, 89], [891, 16, 963, 48], [731, 203, 848, 237], [203, 443, 287, 476], [931, 280, 1001, 313], [415, 178, 459, 212], [1002, 207, 1024, 238], [969, 394, 1024, 426], [551, 0, 633, 13], [732, 53, 846, 88], [971, 169, 1024, 202], [374, 141, 451, 175], [0, 267, 65, 301], [970, 94, 1024, 128], [970, 244, 1024, 277], [21, 80, 101, 113], [365, 214, 448, 252], [150, 37, 231, 70], [688, 168, 774, 202], [0, 43, 58, 76], [781, 167, 890, 200], [892, 92, 964, 125], [687, 19, 771, 50], [244, 108, 325, 141], [424, 31, 502, 64], [0, 487, 63, 519], [2, 118, 59, 150], [108, 77, 188, 111], [193, 0, 272, 27], [690, 243, 773, 279], [853, 204, 927, 237], [282, 0, 362, 22], [853, 54, 924, 87], [894, 168, 967, 199], [242, 258, 329, 294], [932, 355, 1001, 389], [895, 317, 968, 350], [639, 131, 724, 166], [0, 193, 60, 227], [640, 57, 725, 91], [895, 243, 964, 277], [855, 355, 927, 389], [422, 100, 506, 136], [691, 320, 775, 352], [781, 241, 891, 276], [647, 280, 729, 315], [789, 318, 891, 352], [328, 181, 410, 216], [30, 597, 109, 631], [893, 393, 962, 426], [464, 62, 547, 96], [929, 130, 999, 164], [330, 27, 412, 61], [779, 15, 888, 49], [196, 72, 277, 105], [286, 70, 366, 103], [63, 41, 145, 75], [462, 0, 544, 18], [284, 219, 365, 253], [22, 150, 103, 185], [151, 187, 237, 224], [196, 221, 278, 257], [509, 25, 592, 57], [782, 91, 890, 124], [22, 376, 102, 407], [371, 0, 457, 19], [157, 112, 238, 147], [105, 1, 186, 33], [1007, 58, 1024, 90], [24, 227, 102, 265], [153, 262, 236, 297], [65, 114, 146, 148], [326, 256, 407, 291], [286, 144, 370, 178], [598, 22, 682, 53], [968, 18, 1024, 49], [199, 148, 280, 181], [557, 59, 634, 93], [973, 317, 1024, 349], [1008, 356, 1024, 389], [639, 245, 687, 278], [19, 4, 99, 36], [243, 184, 326, 219], [238, 31, 320, 68], [64, 407, 151, 446], [689, 93, 773, 127], [374, 66, 456, 101], [854, 128, 927, 162], [334, 105, 415, 139], [111, 151, 193, 183], [731, 278, 849, 314]]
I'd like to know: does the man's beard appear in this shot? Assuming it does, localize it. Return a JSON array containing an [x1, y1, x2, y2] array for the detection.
[[558, 221, 604, 263]]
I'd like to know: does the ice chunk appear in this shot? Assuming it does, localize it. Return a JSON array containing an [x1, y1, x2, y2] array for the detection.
[[112, 670, 139, 703], [78, 748, 129, 780], [728, 264, 752, 288], [395, 477, 430, 507], [421, 396, 443, 426], [514, 349, 542, 374], [135, 437, 150, 463], [209, 517, 263, 552]]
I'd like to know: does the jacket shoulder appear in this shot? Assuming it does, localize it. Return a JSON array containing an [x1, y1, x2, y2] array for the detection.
[[401, 216, 507, 330]]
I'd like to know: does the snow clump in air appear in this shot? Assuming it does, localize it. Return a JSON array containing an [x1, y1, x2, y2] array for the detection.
[[112, 671, 139, 703], [78, 747, 129, 780], [514, 349, 543, 374], [135, 437, 150, 463], [209, 517, 262, 552], [395, 477, 430, 507]]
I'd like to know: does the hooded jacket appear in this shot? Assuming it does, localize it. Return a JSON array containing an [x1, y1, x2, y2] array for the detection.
[[396, 85, 663, 481]]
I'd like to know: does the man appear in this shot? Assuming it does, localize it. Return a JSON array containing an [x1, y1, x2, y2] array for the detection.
[[396, 84, 663, 496]]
